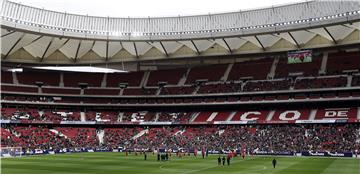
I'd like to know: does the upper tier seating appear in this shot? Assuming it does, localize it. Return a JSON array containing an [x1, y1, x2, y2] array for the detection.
[[63, 72, 103, 87], [185, 64, 228, 84], [1, 84, 38, 93], [123, 88, 158, 95], [327, 51, 360, 75], [294, 76, 347, 89], [17, 71, 60, 86], [243, 79, 292, 92], [107, 72, 144, 87], [1, 71, 13, 84], [197, 82, 241, 94], [84, 88, 120, 95], [228, 58, 273, 81], [352, 75, 360, 87], [275, 55, 322, 78], [160, 86, 195, 95], [147, 68, 186, 86], [42, 87, 81, 95]]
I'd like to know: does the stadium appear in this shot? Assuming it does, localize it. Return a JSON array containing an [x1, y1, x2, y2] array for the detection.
[[1, 0, 360, 173]]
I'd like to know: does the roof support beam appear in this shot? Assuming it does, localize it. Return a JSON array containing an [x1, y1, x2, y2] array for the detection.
[[288, 32, 300, 49], [190, 40, 200, 54], [74, 40, 81, 62], [21, 35, 44, 48], [105, 41, 109, 61], [40, 38, 54, 62], [159, 41, 168, 57], [1, 30, 16, 38], [254, 35, 265, 51], [222, 38, 232, 53], [3, 33, 25, 60], [40, 38, 69, 62], [133, 42, 139, 59], [323, 27, 337, 44]]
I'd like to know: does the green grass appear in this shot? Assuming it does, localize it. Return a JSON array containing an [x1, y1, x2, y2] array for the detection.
[[1, 152, 359, 174]]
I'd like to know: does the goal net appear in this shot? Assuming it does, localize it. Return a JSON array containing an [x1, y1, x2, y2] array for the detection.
[[0, 147, 22, 158]]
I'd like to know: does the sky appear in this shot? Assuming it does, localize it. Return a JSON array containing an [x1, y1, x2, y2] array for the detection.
[[12, 0, 305, 18]]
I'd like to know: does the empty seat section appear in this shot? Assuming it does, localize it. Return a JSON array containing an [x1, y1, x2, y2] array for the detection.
[[185, 64, 228, 84], [42, 87, 80, 95], [228, 58, 273, 81], [327, 51, 360, 75], [17, 71, 60, 86], [123, 88, 157, 95], [294, 76, 347, 89], [82, 98, 111, 104], [1, 71, 13, 83], [243, 79, 291, 92], [63, 72, 103, 87], [1, 85, 38, 93], [193, 112, 212, 122], [197, 82, 241, 94], [275, 55, 321, 78], [160, 86, 195, 95], [147, 68, 186, 86], [107, 72, 144, 87], [84, 88, 119, 95], [212, 112, 231, 121], [352, 75, 360, 86]]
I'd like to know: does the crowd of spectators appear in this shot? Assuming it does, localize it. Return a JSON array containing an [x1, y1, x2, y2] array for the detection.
[[3, 124, 358, 154]]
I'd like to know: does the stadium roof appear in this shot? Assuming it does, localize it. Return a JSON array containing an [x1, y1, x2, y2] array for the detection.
[[1, 0, 359, 65]]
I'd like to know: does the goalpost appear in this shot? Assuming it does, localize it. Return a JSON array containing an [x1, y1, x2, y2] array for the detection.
[[0, 147, 23, 158]]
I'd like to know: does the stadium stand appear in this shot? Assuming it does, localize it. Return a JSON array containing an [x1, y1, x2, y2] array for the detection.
[[42, 87, 81, 95], [227, 58, 273, 80], [275, 54, 322, 78], [84, 88, 120, 95], [1, 71, 13, 84], [2, 124, 358, 153], [63, 72, 104, 87], [160, 86, 195, 95], [123, 88, 158, 95], [107, 72, 144, 87], [243, 79, 292, 92], [326, 51, 360, 75], [294, 76, 347, 89], [185, 64, 228, 84], [197, 82, 241, 94], [17, 71, 60, 86], [147, 68, 186, 86], [1, 84, 38, 93], [351, 75, 360, 86]]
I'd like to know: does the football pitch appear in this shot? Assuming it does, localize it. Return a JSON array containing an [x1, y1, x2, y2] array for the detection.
[[1, 152, 359, 174]]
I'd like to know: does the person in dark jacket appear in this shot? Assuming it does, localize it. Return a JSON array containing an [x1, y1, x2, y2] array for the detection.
[[272, 158, 277, 168]]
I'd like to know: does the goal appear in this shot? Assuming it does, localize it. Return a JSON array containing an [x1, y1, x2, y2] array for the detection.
[[0, 147, 23, 158]]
